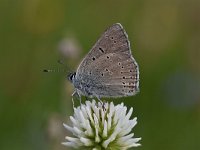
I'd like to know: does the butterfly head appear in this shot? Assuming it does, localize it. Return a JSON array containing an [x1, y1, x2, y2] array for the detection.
[[67, 72, 76, 83]]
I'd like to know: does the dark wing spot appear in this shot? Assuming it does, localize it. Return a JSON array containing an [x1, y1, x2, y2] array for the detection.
[[122, 66, 124, 68], [122, 82, 125, 85], [111, 36, 114, 39], [92, 57, 95, 61], [101, 73, 104, 76], [114, 40, 116, 43], [99, 47, 104, 53], [123, 77, 125, 79], [105, 68, 108, 71], [107, 56, 110, 59], [118, 62, 121, 66]]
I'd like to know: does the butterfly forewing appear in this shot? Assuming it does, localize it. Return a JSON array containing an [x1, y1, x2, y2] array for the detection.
[[76, 23, 139, 98]]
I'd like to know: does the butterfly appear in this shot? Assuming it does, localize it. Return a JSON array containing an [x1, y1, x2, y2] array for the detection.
[[68, 23, 139, 102]]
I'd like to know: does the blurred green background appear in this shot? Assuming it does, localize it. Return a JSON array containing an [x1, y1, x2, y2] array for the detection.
[[0, 0, 200, 150]]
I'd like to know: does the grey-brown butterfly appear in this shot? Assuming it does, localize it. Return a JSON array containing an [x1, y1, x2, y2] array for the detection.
[[68, 23, 139, 102]]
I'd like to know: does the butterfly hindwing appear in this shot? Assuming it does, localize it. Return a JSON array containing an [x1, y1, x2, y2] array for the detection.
[[88, 53, 139, 97]]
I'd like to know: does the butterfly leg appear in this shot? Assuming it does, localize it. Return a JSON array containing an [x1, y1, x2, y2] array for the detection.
[[78, 93, 82, 105], [71, 91, 76, 109], [96, 96, 103, 104], [96, 96, 106, 110]]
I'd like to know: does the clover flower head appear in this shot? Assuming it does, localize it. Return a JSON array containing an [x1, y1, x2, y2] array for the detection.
[[62, 100, 141, 150]]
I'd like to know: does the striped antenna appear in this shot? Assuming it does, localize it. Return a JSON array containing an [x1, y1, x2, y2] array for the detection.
[[43, 68, 68, 73], [43, 59, 73, 74]]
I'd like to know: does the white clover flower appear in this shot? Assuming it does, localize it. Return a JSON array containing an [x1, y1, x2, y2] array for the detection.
[[62, 100, 141, 150]]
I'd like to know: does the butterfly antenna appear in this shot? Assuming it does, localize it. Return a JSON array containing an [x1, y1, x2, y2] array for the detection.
[[43, 68, 68, 73], [43, 59, 73, 74]]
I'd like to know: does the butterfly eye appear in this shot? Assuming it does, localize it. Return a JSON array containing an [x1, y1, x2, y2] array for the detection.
[[68, 72, 76, 82], [69, 76, 73, 81]]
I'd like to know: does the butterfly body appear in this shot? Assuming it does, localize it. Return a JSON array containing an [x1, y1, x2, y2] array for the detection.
[[68, 23, 139, 100]]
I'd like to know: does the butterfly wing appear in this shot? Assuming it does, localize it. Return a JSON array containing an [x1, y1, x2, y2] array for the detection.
[[76, 23, 139, 98]]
